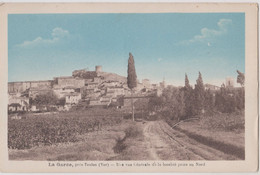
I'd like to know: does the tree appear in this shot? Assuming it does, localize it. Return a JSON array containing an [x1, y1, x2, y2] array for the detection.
[[204, 89, 214, 111], [234, 87, 245, 110], [56, 97, 66, 106], [176, 90, 186, 121], [185, 73, 190, 88], [127, 52, 137, 121], [135, 98, 149, 118], [148, 95, 164, 112], [183, 74, 195, 118], [194, 72, 205, 115], [160, 86, 186, 121], [237, 70, 245, 87], [215, 86, 237, 113], [31, 91, 59, 106]]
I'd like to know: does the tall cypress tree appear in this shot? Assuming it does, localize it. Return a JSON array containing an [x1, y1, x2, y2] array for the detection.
[[183, 74, 193, 118], [185, 73, 190, 89], [194, 72, 205, 115], [127, 53, 137, 121]]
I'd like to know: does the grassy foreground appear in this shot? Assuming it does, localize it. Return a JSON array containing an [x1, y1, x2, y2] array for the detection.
[[9, 121, 125, 160], [9, 109, 245, 160], [9, 118, 147, 160]]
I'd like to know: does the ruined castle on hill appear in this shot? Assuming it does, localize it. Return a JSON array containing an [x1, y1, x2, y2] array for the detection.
[[8, 66, 125, 93], [8, 66, 162, 112]]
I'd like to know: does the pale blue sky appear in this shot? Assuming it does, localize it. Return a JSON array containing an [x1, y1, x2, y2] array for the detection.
[[8, 13, 244, 86]]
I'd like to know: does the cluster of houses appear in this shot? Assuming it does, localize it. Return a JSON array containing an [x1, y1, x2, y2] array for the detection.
[[8, 66, 163, 113]]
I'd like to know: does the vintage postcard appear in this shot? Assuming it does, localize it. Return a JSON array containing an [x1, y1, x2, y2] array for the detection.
[[0, 3, 258, 173]]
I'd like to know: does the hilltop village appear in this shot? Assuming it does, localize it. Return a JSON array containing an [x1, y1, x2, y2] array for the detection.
[[8, 66, 166, 112], [8, 65, 237, 113]]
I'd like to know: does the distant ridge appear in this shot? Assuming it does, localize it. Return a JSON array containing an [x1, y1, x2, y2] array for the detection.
[[72, 68, 127, 83]]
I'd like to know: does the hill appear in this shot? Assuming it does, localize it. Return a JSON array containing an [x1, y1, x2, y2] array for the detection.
[[98, 72, 127, 83], [72, 69, 127, 83]]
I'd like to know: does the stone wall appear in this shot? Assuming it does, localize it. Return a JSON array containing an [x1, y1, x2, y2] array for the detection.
[[8, 80, 53, 93], [57, 77, 85, 88]]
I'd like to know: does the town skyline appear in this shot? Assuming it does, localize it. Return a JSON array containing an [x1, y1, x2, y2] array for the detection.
[[8, 13, 245, 87], [7, 64, 240, 88]]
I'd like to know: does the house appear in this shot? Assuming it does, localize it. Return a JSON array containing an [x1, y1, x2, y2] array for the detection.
[[8, 80, 53, 93], [111, 97, 117, 102], [85, 87, 96, 94], [89, 98, 102, 106], [142, 79, 151, 89], [205, 84, 220, 91], [151, 83, 159, 89], [106, 87, 125, 97], [55, 76, 85, 88], [53, 86, 76, 98], [102, 81, 121, 88], [226, 77, 234, 88], [85, 79, 93, 84], [100, 96, 112, 106], [156, 88, 163, 96], [93, 77, 102, 83], [31, 105, 40, 112], [86, 82, 99, 89], [8, 96, 29, 112], [89, 91, 101, 98], [65, 92, 81, 105], [100, 96, 112, 103]]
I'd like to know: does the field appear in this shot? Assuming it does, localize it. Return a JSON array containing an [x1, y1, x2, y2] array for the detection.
[[174, 111, 244, 147], [8, 108, 123, 150], [170, 111, 245, 159], [8, 109, 245, 160]]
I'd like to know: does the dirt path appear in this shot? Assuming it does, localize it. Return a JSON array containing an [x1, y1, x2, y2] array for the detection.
[[142, 120, 238, 160]]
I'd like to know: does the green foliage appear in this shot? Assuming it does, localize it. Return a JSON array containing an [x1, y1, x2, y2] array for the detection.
[[237, 70, 245, 87], [215, 86, 244, 113], [148, 95, 164, 112], [175, 90, 186, 120], [127, 53, 137, 90], [204, 89, 214, 111], [31, 91, 59, 106], [148, 71, 244, 124], [235, 88, 245, 110], [194, 72, 205, 115], [125, 124, 143, 138], [127, 52, 137, 121], [56, 97, 66, 106], [183, 74, 195, 118], [134, 98, 149, 114], [199, 111, 244, 132], [185, 73, 190, 88], [153, 86, 186, 121]]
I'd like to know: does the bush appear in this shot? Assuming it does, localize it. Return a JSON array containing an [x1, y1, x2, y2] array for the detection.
[[124, 125, 142, 138], [215, 87, 244, 113], [200, 111, 245, 132]]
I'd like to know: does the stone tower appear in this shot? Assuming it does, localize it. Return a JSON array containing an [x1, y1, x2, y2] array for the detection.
[[95, 65, 102, 73], [226, 77, 234, 88]]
